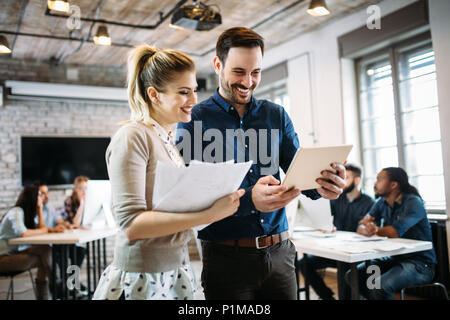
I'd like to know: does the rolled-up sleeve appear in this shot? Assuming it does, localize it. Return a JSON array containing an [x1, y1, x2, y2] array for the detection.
[[9, 208, 27, 237], [106, 125, 150, 230]]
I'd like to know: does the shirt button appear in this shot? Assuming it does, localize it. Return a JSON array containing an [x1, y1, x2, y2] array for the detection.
[[230, 107, 234, 110], [260, 219, 264, 223], [245, 144, 248, 148], [249, 169, 253, 173], [251, 210, 256, 214]]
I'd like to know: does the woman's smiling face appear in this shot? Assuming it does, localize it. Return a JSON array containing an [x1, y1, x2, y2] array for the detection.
[[149, 70, 198, 127]]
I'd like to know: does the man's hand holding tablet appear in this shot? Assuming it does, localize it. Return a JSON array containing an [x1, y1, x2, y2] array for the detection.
[[251, 145, 352, 212]]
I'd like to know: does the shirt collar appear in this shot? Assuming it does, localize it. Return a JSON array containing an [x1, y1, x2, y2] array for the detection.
[[213, 88, 256, 114], [145, 117, 174, 144], [381, 193, 404, 208]]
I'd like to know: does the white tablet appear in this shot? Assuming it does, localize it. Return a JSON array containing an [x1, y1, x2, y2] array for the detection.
[[282, 145, 353, 191]]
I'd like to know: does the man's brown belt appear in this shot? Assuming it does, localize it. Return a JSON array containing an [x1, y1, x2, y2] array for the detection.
[[214, 231, 290, 249]]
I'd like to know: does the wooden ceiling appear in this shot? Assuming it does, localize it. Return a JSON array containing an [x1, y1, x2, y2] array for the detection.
[[1, 0, 382, 75]]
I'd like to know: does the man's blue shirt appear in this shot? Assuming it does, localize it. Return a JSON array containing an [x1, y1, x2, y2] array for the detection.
[[368, 193, 437, 265], [176, 89, 320, 241]]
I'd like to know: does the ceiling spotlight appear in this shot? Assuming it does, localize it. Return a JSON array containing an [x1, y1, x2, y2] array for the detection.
[[307, 0, 330, 17], [47, 0, 70, 13], [0, 35, 12, 54], [170, 1, 222, 31], [93, 25, 111, 46]]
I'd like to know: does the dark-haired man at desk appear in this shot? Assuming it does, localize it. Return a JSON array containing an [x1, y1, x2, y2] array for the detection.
[[297, 164, 375, 300], [345, 167, 436, 300]]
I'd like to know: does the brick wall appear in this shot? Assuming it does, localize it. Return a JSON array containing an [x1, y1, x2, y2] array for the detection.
[[0, 56, 127, 87], [0, 96, 130, 261]]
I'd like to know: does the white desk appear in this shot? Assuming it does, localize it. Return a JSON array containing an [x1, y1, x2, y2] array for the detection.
[[291, 231, 433, 299], [8, 228, 118, 245], [9, 227, 118, 300]]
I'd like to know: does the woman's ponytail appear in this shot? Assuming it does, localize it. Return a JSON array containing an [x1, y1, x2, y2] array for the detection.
[[127, 45, 158, 124], [125, 45, 195, 126]]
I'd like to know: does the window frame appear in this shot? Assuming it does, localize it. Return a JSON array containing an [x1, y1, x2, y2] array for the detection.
[[355, 31, 446, 214]]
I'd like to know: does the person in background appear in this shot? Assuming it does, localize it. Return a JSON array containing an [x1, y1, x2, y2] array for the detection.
[[55, 176, 88, 280], [297, 164, 375, 300], [57, 175, 89, 228], [0, 184, 64, 299], [32, 181, 64, 230], [345, 167, 436, 300]]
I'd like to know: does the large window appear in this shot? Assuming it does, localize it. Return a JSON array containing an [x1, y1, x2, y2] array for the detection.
[[255, 81, 290, 115], [357, 34, 446, 211]]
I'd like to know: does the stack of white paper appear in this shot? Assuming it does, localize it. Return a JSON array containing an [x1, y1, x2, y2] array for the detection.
[[342, 234, 388, 242], [153, 160, 252, 214]]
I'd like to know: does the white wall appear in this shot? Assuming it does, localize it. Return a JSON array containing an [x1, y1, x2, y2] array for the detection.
[[262, 0, 417, 156]]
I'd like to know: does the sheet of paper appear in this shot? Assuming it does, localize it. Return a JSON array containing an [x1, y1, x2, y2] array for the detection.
[[294, 226, 319, 232], [297, 194, 333, 231], [343, 234, 388, 242], [153, 160, 252, 230], [301, 231, 336, 238], [317, 240, 377, 253], [371, 241, 417, 251]]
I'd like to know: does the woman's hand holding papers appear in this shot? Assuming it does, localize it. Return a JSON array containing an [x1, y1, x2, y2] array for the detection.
[[125, 189, 245, 241], [315, 163, 346, 200], [204, 189, 246, 223], [251, 175, 301, 213]]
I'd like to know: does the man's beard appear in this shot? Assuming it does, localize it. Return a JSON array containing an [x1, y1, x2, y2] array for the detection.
[[343, 181, 355, 194], [220, 75, 254, 106]]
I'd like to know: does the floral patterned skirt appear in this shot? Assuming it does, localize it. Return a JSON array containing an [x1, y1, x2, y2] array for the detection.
[[92, 263, 197, 300]]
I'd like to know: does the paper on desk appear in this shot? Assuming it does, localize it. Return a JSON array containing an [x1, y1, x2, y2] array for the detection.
[[302, 231, 336, 238], [318, 239, 416, 253], [343, 234, 388, 242], [153, 160, 252, 229], [371, 241, 417, 251]]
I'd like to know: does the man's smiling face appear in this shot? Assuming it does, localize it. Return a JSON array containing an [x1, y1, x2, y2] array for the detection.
[[215, 46, 263, 107]]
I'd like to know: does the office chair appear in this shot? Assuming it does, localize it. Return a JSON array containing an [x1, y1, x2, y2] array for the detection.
[[400, 221, 449, 300], [400, 281, 449, 300], [0, 269, 36, 300]]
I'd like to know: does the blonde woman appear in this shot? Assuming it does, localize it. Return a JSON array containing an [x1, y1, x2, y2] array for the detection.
[[57, 175, 89, 228], [93, 45, 245, 300]]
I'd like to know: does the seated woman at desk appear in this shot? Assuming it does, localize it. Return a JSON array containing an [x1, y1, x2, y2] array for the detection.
[[0, 184, 65, 300], [92, 45, 244, 300], [345, 167, 436, 300], [56, 175, 89, 228]]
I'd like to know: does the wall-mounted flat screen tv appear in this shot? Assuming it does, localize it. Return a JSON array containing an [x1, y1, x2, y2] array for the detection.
[[21, 137, 110, 187]]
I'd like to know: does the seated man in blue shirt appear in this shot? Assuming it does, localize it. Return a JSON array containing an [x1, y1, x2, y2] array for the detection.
[[345, 167, 436, 300], [176, 27, 346, 300], [297, 164, 375, 300]]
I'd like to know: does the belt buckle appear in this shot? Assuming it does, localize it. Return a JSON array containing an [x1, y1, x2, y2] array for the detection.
[[256, 235, 269, 249]]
